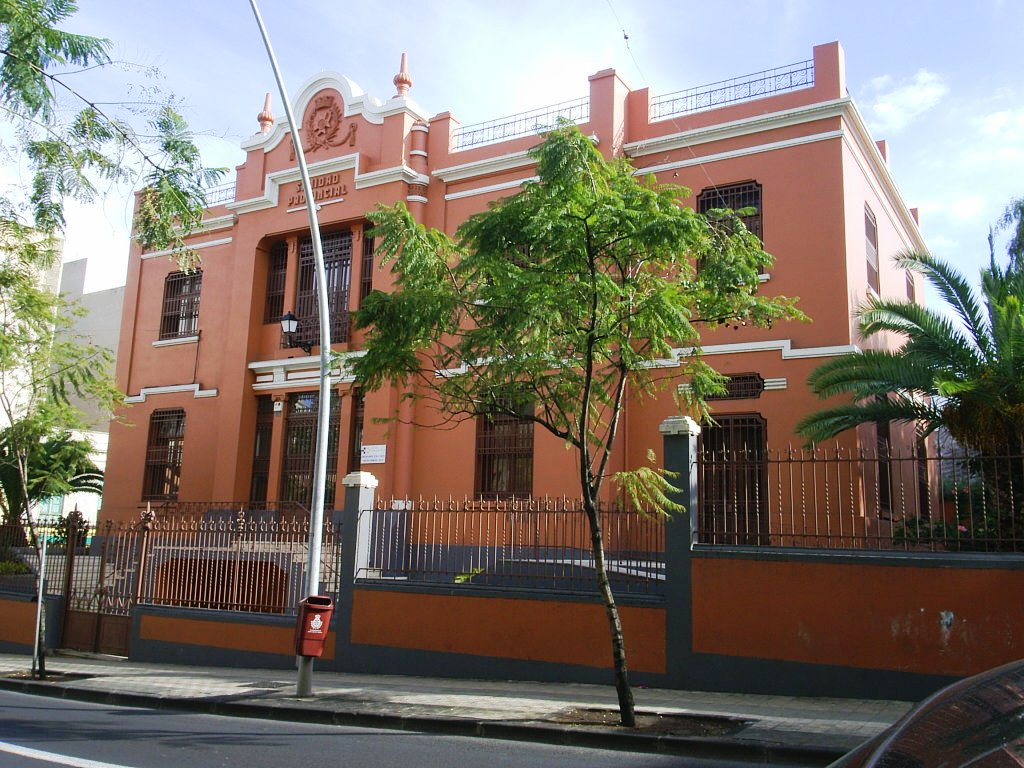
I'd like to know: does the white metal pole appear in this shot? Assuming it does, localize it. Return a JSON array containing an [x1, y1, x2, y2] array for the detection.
[[248, 0, 332, 698], [31, 523, 49, 678]]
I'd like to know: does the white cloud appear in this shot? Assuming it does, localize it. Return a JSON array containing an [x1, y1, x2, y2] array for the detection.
[[864, 69, 948, 134]]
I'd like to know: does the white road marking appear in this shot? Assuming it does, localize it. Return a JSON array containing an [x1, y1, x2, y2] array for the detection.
[[0, 741, 138, 768]]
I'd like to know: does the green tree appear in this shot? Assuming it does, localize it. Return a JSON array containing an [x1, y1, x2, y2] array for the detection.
[[1, 0, 224, 257], [0, 0, 222, 546], [354, 125, 802, 726], [0, 211, 119, 542], [0, 424, 102, 528], [797, 214, 1024, 454]]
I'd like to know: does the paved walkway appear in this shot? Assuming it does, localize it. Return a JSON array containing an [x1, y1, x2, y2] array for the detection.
[[0, 652, 912, 765]]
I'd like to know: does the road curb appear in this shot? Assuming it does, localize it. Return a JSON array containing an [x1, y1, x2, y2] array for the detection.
[[0, 677, 845, 765]]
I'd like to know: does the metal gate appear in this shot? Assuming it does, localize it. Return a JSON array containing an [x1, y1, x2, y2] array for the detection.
[[698, 413, 769, 545], [60, 516, 149, 657]]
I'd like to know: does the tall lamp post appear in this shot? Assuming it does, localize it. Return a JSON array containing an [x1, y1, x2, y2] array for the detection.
[[249, 0, 332, 698]]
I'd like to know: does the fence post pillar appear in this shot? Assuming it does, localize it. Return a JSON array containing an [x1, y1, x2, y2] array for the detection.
[[59, 508, 86, 649], [333, 471, 378, 671], [660, 415, 700, 688]]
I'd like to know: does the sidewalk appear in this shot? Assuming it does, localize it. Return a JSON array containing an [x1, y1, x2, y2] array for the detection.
[[0, 652, 911, 765]]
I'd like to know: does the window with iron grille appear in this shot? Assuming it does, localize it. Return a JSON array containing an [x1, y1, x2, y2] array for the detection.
[[159, 271, 201, 340], [280, 391, 340, 507], [359, 228, 375, 306], [698, 413, 767, 545], [295, 231, 352, 348], [143, 409, 186, 500], [707, 373, 765, 401], [263, 242, 287, 324], [348, 390, 365, 472], [906, 270, 916, 303], [475, 400, 534, 499], [697, 181, 763, 240], [865, 205, 879, 293], [249, 396, 274, 502]]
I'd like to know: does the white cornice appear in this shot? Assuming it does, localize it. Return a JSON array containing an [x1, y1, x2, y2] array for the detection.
[[625, 98, 850, 158], [433, 150, 535, 183], [141, 237, 233, 260], [248, 351, 365, 391], [444, 176, 538, 201], [354, 166, 429, 190], [228, 154, 358, 215], [192, 214, 236, 235], [635, 130, 843, 176], [125, 383, 218, 403], [839, 100, 928, 253], [152, 336, 198, 348], [687, 339, 860, 359], [228, 156, 426, 215], [625, 95, 927, 254], [645, 339, 861, 369]]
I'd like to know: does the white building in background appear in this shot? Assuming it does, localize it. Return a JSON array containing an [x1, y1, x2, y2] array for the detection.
[[46, 259, 124, 526]]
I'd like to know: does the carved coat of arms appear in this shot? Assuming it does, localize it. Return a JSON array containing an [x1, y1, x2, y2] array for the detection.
[[291, 93, 357, 159]]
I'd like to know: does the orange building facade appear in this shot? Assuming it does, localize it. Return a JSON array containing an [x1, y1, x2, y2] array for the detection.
[[102, 41, 926, 525]]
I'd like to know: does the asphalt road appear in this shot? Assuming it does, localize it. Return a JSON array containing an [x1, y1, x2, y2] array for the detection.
[[0, 690, 783, 768]]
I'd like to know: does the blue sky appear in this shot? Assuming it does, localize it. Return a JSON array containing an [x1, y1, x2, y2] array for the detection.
[[20, 0, 1023, 292]]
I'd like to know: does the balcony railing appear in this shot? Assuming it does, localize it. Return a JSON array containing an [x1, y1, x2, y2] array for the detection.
[[203, 183, 236, 207], [451, 95, 590, 151], [650, 59, 814, 122]]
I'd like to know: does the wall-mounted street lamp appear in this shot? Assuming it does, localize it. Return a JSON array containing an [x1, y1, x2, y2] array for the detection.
[[280, 311, 311, 353]]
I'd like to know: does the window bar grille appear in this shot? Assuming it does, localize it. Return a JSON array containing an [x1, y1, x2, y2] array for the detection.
[[143, 409, 186, 501], [359, 228, 375, 305], [263, 242, 287, 323], [159, 271, 201, 340], [698, 182, 763, 240]]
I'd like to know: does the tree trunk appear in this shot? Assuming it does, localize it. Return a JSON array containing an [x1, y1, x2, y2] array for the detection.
[[583, 497, 636, 727], [16, 449, 40, 557]]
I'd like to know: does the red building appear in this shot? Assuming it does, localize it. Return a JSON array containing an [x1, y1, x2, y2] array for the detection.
[[103, 41, 926, 526]]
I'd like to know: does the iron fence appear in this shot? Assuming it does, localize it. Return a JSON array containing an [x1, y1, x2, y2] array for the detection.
[[451, 96, 590, 151], [140, 500, 311, 522], [359, 497, 665, 595], [203, 183, 236, 206], [697, 445, 1024, 552], [650, 59, 814, 122], [0, 511, 342, 616]]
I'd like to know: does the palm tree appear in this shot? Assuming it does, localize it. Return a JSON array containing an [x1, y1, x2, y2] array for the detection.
[[797, 248, 1024, 454], [0, 425, 103, 531]]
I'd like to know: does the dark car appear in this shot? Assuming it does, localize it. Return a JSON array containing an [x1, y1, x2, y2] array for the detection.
[[829, 659, 1024, 767]]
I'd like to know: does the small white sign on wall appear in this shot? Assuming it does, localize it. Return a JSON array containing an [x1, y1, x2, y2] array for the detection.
[[360, 444, 387, 464]]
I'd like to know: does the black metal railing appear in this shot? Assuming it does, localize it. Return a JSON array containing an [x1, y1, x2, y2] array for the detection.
[[650, 59, 814, 122], [696, 445, 1024, 552], [452, 96, 590, 151]]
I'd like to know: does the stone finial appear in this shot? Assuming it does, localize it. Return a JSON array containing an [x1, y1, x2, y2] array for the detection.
[[393, 52, 413, 97], [257, 92, 275, 133]]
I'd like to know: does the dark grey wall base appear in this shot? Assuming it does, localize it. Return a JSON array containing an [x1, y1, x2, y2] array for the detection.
[[681, 652, 956, 701], [328, 641, 666, 690]]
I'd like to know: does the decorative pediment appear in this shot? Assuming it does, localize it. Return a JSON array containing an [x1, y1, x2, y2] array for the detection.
[[242, 71, 429, 154]]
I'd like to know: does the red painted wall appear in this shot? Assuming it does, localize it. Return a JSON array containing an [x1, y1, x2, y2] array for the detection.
[[692, 557, 1024, 676], [350, 589, 666, 673]]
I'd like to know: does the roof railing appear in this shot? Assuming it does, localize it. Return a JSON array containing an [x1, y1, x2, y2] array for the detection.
[[451, 95, 590, 151], [650, 59, 814, 122], [203, 183, 236, 207]]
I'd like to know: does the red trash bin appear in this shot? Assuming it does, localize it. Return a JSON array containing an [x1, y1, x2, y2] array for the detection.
[[294, 595, 334, 657]]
